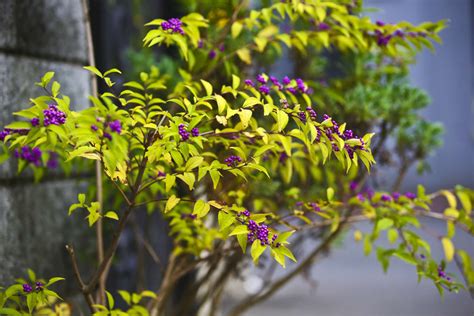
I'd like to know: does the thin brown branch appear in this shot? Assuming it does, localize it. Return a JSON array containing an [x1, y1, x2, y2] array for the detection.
[[130, 215, 164, 273], [65, 245, 95, 312], [80, 0, 106, 305], [112, 180, 132, 206]]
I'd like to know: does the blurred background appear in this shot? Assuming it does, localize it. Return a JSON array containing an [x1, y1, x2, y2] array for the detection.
[[0, 0, 472, 315]]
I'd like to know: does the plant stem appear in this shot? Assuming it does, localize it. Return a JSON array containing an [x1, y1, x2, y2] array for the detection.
[[65, 245, 95, 312]]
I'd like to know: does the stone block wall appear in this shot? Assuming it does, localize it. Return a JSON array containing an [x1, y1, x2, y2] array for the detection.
[[0, 0, 92, 286]]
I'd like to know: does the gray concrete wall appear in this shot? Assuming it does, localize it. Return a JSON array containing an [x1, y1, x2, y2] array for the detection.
[[0, 0, 92, 286]]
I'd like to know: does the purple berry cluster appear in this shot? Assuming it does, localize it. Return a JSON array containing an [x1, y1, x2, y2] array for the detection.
[[31, 117, 40, 127], [240, 209, 251, 217], [373, 20, 428, 47], [23, 283, 33, 293], [437, 266, 451, 282], [46, 152, 59, 169], [279, 152, 289, 163], [306, 106, 317, 120], [0, 128, 29, 142], [297, 111, 307, 123], [181, 213, 197, 220], [355, 187, 417, 203], [90, 118, 122, 141], [349, 181, 358, 191], [178, 124, 199, 141], [309, 202, 321, 212], [224, 155, 242, 167], [322, 114, 365, 158], [22, 282, 43, 293], [239, 210, 280, 247], [35, 282, 43, 291], [247, 220, 269, 246], [14, 146, 42, 166], [317, 22, 330, 31], [109, 120, 122, 134], [161, 18, 185, 34], [157, 171, 166, 177], [244, 74, 311, 95], [295, 201, 320, 212], [43, 104, 66, 126]]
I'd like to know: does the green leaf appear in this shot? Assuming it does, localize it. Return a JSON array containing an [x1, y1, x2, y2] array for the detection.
[[377, 218, 394, 231], [106, 291, 115, 309], [165, 195, 180, 213], [238, 109, 252, 128], [27, 269, 36, 282], [232, 74, 240, 90], [104, 211, 119, 220], [242, 97, 261, 108], [165, 174, 176, 192], [441, 190, 457, 209], [27, 293, 36, 313], [387, 228, 398, 244], [5, 121, 31, 130], [279, 246, 297, 262], [237, 233, 248, 253], [276, 110, 289, 131], [118, 290, 131, 305], [185, 156, 204, 171], [177, 172, 195, 190], [250, 240, 266, 263], [274, 231, 294, 244], [104, 68, 122, 76], [84, 66, 103, 78], [215, 94, 227, 114], [209, 170, 221, 189], [229, 225, 249, 236], [231, 21, 243, 38], [441, 237, 454, 262], [218, 211, 235, 231], [200, 79, 213, 96], [0, 308, 21, 315], [456, 190, 472, 214], [193, 200, 211, 218], [51, 81, 60, 97], [393, 251, 417, 266], [254, 144, 276, 157], [46, 277, 65, 287], [236, 48, 252, 64], [40, 71, 55, 87], [363, 235, 372, 255], [271, 248, 286, 268], [245, 163, 270, 178], [326, 187, 334, 202]]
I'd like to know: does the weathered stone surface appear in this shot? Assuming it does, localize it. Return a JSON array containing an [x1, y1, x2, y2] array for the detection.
[[0, 0, 88, 63], [0, 1, 16, 48], [0, 180, 93, 287], [0, 0, 92, 289]]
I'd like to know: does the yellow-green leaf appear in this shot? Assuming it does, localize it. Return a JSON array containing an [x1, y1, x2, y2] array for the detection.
[[104, 211, 119, 220], [193, 200, 210, 218], [441, 237, 455, 262], [165, 195, 180, 213]]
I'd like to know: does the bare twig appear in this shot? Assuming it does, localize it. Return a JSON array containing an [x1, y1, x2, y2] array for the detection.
[[65, 245, 95, 312]]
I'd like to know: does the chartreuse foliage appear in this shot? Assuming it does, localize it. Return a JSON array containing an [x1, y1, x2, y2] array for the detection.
[[0, 269, 65, 315], [0, 0, 472, 315]]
